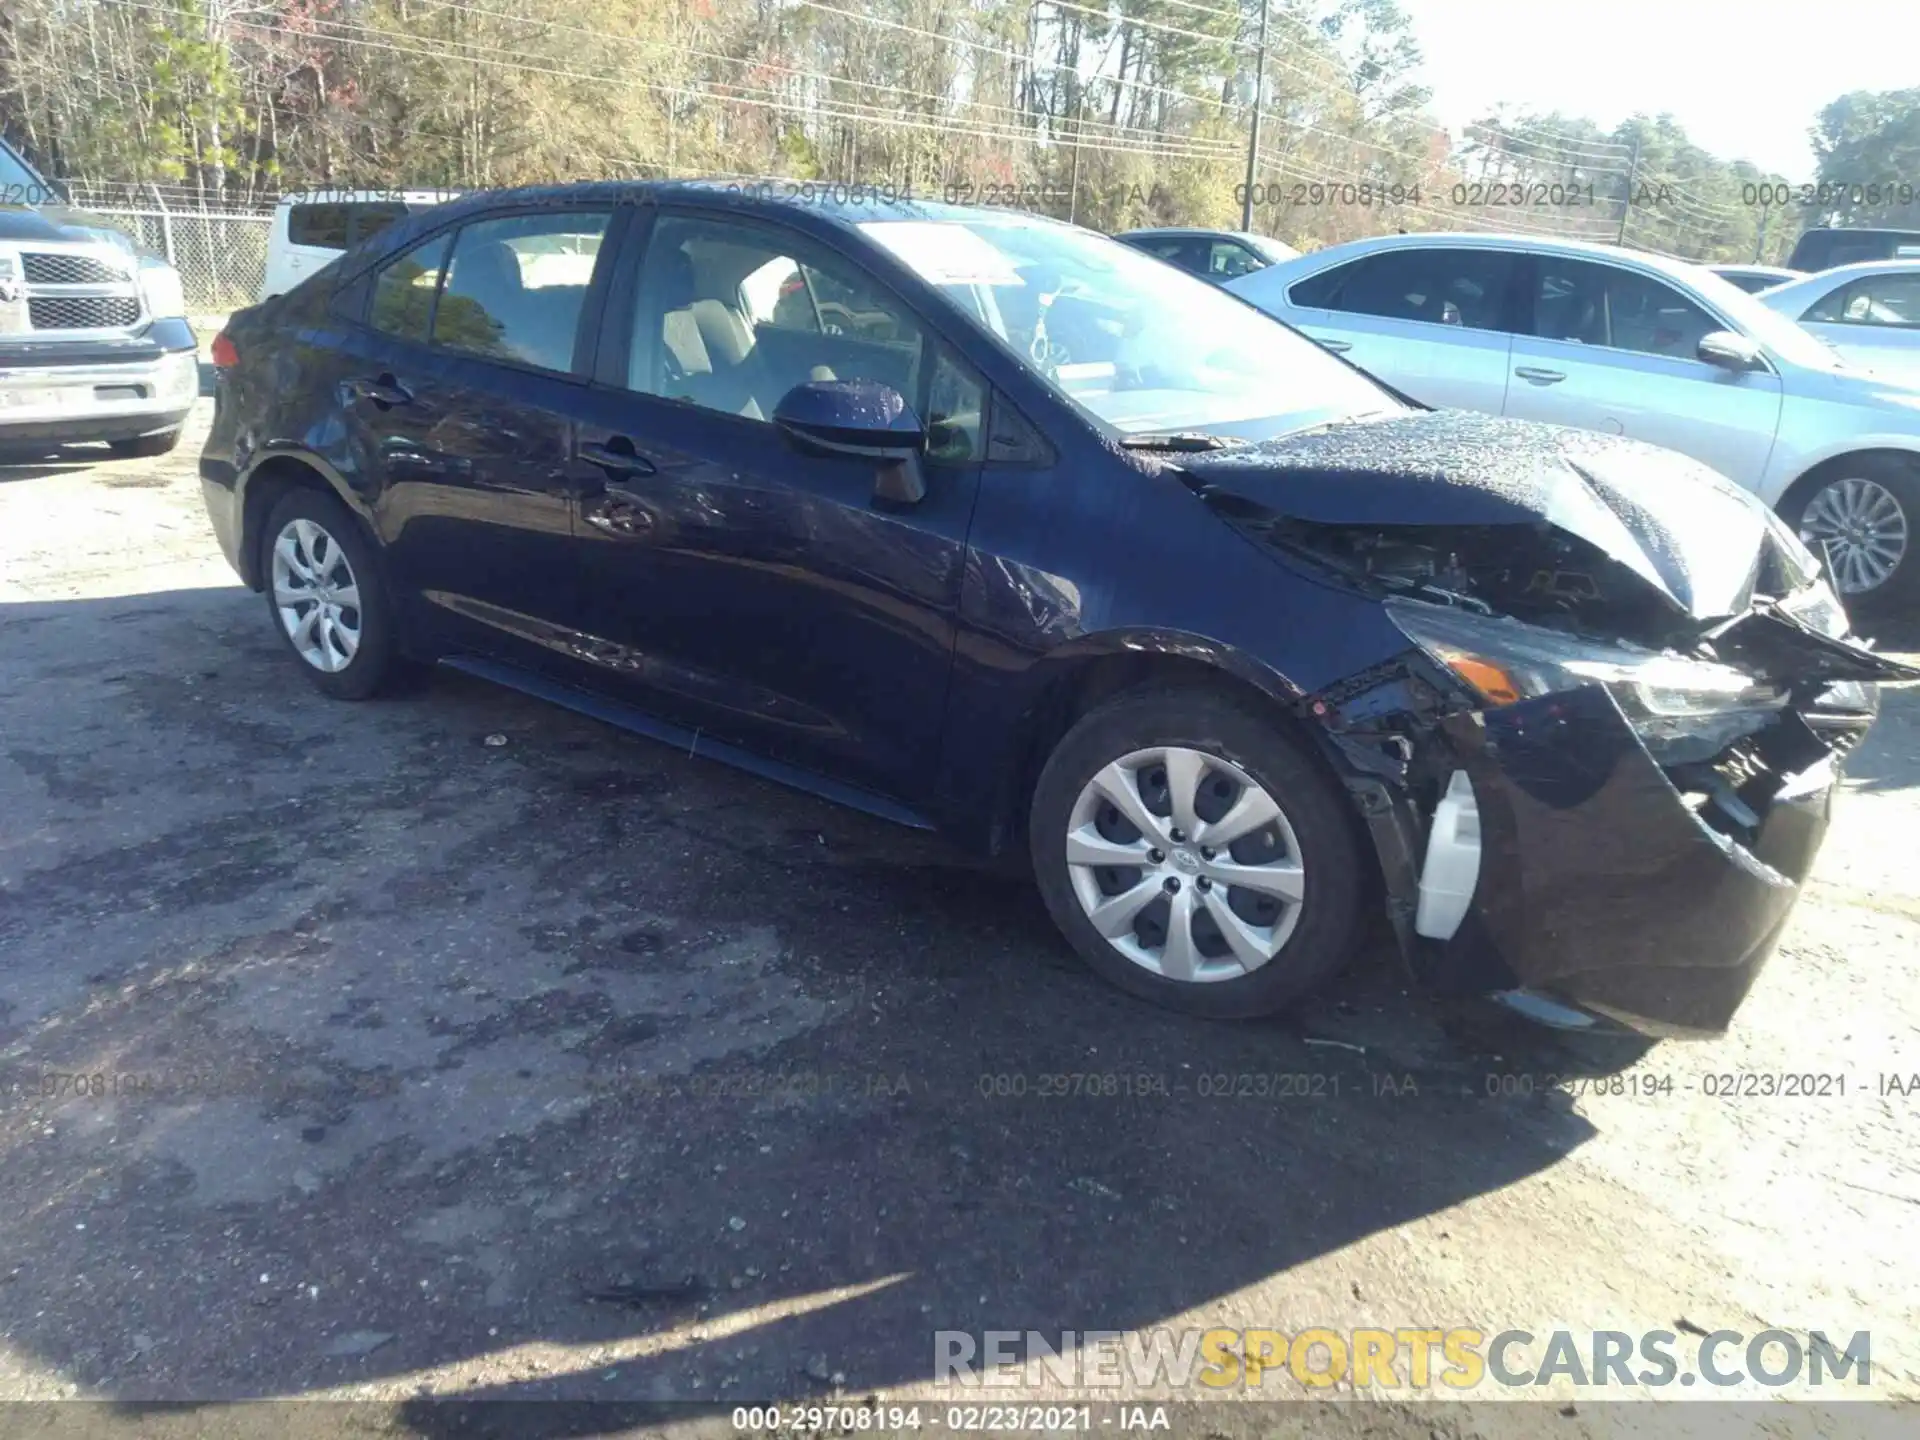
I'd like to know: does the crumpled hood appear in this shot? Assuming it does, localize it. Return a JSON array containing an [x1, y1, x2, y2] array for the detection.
[[1176, 409, 1774, 621]]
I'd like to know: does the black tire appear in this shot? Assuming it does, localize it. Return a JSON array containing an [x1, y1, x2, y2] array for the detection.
[[1778, 455, 1920, 610], [1029, 684, 1367, 1020], [107, 428, 181, 458], [259, 487, 402, 700]]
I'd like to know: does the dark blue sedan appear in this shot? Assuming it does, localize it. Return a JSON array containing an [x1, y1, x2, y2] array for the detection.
[[200, 181, 1912, 1034]]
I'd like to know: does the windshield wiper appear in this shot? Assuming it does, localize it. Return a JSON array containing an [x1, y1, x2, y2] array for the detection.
[[1118, 431, 1247, 452]]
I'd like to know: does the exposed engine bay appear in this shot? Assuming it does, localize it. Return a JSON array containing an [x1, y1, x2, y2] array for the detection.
[[1225, 504, 1916, 845], [1208, 506, 1711, 650]]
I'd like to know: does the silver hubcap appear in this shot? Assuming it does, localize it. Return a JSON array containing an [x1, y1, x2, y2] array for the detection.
[[1800, 477, 1908, 595], [1065, 746, 1305, 984], [271, 518, 361, 672]]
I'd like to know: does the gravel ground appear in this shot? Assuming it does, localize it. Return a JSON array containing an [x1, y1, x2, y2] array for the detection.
[[2, 396, 1918, 1438]]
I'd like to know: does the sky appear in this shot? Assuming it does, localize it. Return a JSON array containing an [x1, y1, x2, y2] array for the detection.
[[1400, 0, 1920, 181]]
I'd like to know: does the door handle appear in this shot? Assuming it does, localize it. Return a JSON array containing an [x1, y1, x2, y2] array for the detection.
[[348, 373, 413, 408], [1514, 366, 1566, 385], [579, 440, 657, 477], [1316, 337, 1353, 353]]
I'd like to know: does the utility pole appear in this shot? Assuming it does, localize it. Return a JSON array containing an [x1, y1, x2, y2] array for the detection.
[[1753, 203, 1772, 263], [1240, 0, 1271, 232], [1615, 132, 1642, 246]]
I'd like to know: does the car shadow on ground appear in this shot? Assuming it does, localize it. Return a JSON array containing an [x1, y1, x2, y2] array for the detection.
[[0, 448, 104, 479], [0, 586, 1648, 1421]]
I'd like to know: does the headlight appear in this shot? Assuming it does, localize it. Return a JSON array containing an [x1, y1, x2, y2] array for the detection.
[[1386, 599, 1788, 765], [138, 260, 187, 320], [161, 348, 200, 400], [1777, 575, 1849, 639]]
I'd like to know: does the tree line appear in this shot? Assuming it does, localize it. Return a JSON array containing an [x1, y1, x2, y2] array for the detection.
[[1, 0, 1916, 263]]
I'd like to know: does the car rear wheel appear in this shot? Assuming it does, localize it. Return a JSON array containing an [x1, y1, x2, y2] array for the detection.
[[260, 489, 401, 700], [1783, 457, 1920, 605], [1029, 685, 1366, 1019], [107, 428, 180, 458]]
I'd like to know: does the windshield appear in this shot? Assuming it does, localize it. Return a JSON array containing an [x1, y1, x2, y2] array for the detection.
[[859, 215, 1402, 441], [1688, 266, 1850, 370]]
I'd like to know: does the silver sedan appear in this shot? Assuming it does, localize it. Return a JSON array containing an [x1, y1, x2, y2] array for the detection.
[[1756, 260, 1920, 385], [1229, 232, 1920, 602]]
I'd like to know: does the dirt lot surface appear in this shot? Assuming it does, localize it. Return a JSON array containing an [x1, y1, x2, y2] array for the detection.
[[3, 397, 1919, 1439]]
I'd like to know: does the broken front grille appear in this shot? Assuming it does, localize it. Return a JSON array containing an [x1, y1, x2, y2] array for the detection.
[[27, 295, 140, 330], [21, 251, 130, 285]]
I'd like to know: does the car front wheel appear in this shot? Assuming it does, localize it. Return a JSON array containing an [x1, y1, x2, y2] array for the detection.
[[260, 488, 402, 699], [1029, 685, 1366, 1019], [1784, 457, 1920, 605]]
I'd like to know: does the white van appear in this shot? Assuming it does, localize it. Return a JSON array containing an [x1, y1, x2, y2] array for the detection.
[[261, 190, 457, 300]]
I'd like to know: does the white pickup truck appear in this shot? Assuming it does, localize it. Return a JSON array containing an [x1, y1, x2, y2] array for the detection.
[[1, 137, 200, 456]]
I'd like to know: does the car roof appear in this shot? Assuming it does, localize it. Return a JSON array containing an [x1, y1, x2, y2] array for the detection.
[[390, 178, 1022, 230], [1761, 257, 1920, 301], [1712, 263, 1801, 277], [1780, 257, 1920, 280], [1121, 227, 1239, 239], [1260, 230, 1719, 284], [1794, 226, 1920, 240]]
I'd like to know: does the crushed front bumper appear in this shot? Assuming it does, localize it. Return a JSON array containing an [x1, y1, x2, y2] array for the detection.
[[1329, 660, 1885, 1038], [1413, 683, 1865, 1035], [0, 343, 199, 446]]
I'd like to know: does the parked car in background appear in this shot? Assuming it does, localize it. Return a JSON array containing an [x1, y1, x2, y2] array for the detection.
[[261, 189, 456, 299], [1710, 263, 1803, 294], [1786, 226, 1920, 273], [202, 183, 1914, 1036], [1755, 261, 1920, 384], [1115, 227, 1299, 284], [1229, 232, 1920, 602], [1, 133, 198, 456]]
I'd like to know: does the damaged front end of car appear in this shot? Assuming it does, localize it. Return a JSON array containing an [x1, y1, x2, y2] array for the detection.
[[1183, 417, 1920, 1035]]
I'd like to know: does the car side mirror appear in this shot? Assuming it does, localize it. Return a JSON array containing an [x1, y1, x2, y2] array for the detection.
[[1697, 330, 1764, 372], [772, 379, 928, 506]]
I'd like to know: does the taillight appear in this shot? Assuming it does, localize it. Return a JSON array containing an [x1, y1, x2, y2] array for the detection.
[[210, 332, 239, 369]]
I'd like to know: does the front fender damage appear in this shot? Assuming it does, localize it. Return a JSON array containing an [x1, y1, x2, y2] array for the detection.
[[1181, 412, 1916, 1033], [1308, 647, 1876, 1037]]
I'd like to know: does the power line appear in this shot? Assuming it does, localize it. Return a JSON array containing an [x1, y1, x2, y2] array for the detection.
[[105, 0, 1252, 167], [1463, 120, 1633, 163], [407, 0, 1217, 153], [1038, 0, 1254, 55]]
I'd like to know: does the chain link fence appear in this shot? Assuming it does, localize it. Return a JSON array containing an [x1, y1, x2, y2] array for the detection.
[[85, 207, 273, 313]]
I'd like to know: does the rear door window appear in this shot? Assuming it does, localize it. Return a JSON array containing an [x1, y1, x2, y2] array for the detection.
[[288, 204, 352, 250], [1131, 237, 1205, 274], [1315, 248, 1517, 331]]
